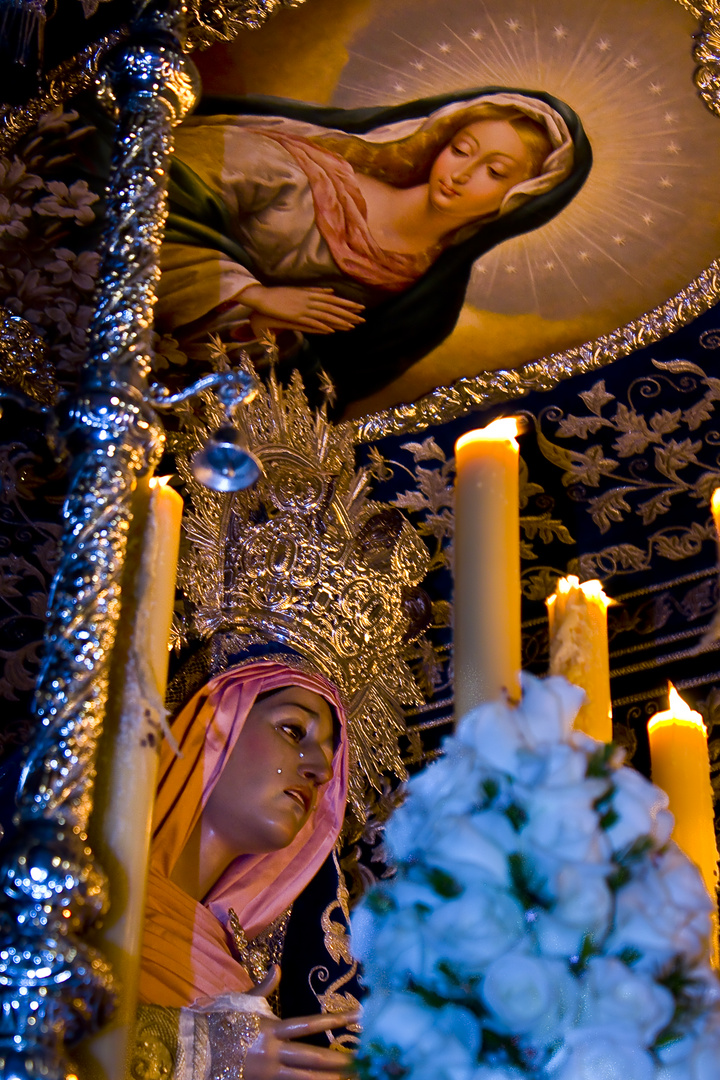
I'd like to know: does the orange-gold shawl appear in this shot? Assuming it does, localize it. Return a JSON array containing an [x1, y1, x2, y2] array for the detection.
[[138, 659, 348, 1007]]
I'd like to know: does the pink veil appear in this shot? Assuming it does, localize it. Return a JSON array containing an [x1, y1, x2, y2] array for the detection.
[[139, 658, 348, 1007]]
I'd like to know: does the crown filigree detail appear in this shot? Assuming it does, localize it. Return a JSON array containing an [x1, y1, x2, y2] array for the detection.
[[171, 365, 431, 823]]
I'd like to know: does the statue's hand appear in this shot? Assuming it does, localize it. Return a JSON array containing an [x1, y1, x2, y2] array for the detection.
[[245, 1010, 359, 1080], [243, 966, 358, 1080], [241, 284, 365, 334]]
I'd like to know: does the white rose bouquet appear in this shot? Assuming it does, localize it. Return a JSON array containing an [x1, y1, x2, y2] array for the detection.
[[352, 674, 720, 1080]]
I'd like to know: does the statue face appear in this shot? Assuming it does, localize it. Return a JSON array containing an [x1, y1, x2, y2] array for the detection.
[[428, 119, 534, 224], [202, 686, 336, 855]]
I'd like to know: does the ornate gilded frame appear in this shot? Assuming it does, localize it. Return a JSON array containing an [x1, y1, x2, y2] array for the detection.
[[1, 0, 719, 441]]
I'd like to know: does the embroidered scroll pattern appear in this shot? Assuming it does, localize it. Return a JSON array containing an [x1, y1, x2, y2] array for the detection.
[[308, 850, 360, 1050], [533, 361, 720, 581]]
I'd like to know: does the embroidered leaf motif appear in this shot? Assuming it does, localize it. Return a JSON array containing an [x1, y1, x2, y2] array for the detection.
[[522, 569, 563, 603], [654, 438, 702, 482], [557, 414, 610, 440], [695, 471, 720, 504], [612, 405, 655, 457], [402, 437, 446, 463], [587, 488, 634, 533], [394, 464, 453, 517], [683, 396, 716, 430], [651, 358, 708, 376], [522, 516, 575, 547], [566, 445, 619, 487], [638, 490, 676, 526], [653, 523, 708, 561], [579, 380, 615, 415], [580, 544, 649, 576], [649, 409, 682, 436]]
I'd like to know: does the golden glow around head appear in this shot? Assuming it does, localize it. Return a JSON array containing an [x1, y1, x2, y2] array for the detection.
[[456, 417, 520, 453], [547, 575, 611, 609], [648, 682, 707, 735]]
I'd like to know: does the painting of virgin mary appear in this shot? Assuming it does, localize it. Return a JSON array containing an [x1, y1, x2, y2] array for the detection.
[[156, 87, 591, 414]]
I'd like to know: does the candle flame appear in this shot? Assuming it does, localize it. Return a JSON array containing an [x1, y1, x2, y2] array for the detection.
[[547, 575, 612, 609], [712, 486, 720, 517], [456, 417, 520, 452], [150, 475, 174, 489], [648, 682, 707, 734]]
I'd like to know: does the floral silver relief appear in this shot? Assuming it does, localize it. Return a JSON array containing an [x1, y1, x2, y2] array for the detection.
[[0, 7, 199, 1080]]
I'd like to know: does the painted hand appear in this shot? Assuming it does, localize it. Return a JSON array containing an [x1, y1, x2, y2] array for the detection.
[[241, 284, 365, 334]]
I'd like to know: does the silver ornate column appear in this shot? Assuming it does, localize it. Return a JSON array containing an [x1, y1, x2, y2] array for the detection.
[[0, 4, 199, 1078]]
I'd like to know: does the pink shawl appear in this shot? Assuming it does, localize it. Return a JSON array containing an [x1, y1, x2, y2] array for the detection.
[[138, 659, 348, 1007], [253, 128, 436, 292]]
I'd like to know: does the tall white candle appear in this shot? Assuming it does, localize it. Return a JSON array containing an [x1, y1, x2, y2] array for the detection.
[[454, 419, 521, 718], [547, 575, 613, 743], [648, 685, 719, 966], [82, 476, 183, 1079]]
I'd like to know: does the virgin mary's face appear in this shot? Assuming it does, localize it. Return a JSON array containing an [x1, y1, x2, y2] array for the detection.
[[428, 119, 536, 225], [202, 686, 336, 855]]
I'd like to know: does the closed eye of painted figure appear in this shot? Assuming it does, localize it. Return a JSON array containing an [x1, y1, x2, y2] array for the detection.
[[157, 88, 591, 413]]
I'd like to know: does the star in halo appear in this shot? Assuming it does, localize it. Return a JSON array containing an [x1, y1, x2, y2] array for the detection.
[[596, 38, 611, 52], [470, 28, 484, 41], [411, 60, 425, 71], [666, 141, 680, 155], [658, 176, 673, 189], [612, 234, 626, 246], [438, 42, 451, 54], [504, 264, 518, 274], [649, 82, 663, 95], [392, 82, 405, 93], [505, 18, 521, 33], [624, 55, 640, 70], [578, 251, 591, 262], [475, 264, 488, 275], [544, 260, 556, 271], [642, 213, 654, 226], [552, 25, 568, 41], [664, 111, 677, 124]]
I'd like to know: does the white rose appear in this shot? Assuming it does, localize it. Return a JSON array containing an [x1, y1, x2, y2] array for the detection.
[[423, 813, 513, 890], [481, 952, 579, 1042], [514, 673, 585, 749], [605, 766, 669, 852], [540, 743, 591, 789], [455, 698, 524, 773], [351, 878, 440, 987], [363, 994, 480, 1080], [521, 780, 611, 864], [579, 956, 675, 1044], [552, 1027, 656, 1080], [404, 741, 482, 816], [609, 850, 711, 971], [426, 885, 524, 973], [554, 864, 613, 934], [533, 911, 587, 960]]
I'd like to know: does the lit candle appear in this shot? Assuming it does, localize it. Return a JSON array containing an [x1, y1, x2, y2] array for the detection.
[[546, 575, 613, 742], [712, 486, 720, 538], [454, 418, 521, 717], [83, 476, 183, 1078], [648, 684, 719, 964]]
